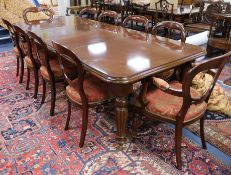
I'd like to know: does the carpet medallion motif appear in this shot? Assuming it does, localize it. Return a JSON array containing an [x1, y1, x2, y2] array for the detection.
[[0, 51, 230, 174]]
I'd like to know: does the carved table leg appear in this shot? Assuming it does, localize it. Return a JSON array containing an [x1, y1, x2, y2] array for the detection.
[[115, 97, 128, 141]]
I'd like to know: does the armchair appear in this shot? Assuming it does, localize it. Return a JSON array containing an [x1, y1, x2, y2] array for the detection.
[[133, 52, 231, 169], [0, 0, 48, 29]]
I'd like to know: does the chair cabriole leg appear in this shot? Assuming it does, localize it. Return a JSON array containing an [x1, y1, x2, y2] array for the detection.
[[26, 68, 30, 90], [33, 68, 39, 99], [50, 81, 56, 116], [200, 117, 207, 149], [19, 57, 24, 83], [41, 78, 46, 104], [79, 106, 88, 148], [175, 124, 183, 170], [65, 100, 72, 130], [16, 55, 19, 76]]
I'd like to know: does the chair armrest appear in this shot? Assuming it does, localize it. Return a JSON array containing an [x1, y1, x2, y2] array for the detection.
[[152, 77, 184, 97], [191, 62, 217, 76], [152, 77, 170, 90]]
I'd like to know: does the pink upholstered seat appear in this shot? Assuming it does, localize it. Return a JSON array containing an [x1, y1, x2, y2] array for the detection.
[[66, 74, 110, 104], [146, 82, 207, 122]]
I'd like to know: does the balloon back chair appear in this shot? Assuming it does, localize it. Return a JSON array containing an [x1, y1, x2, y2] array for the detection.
[[52, 41, 113, 147], [123, 15, 149, 32], [13, 25, 39, 98], [133, 51, 231, 169], [152, 21, 187, 80], [98, 10, 119, 25], [79, 7, 98, 20], [27, 31, 77, 116], [1, 18, 20, 77]]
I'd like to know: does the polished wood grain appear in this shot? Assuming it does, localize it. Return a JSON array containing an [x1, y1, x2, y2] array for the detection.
[[16, 16, 205, 139], [17, 16, 205, 83]]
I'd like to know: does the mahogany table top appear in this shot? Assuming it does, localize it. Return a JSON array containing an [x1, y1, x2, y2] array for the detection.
[[17, 16, 205, 84]]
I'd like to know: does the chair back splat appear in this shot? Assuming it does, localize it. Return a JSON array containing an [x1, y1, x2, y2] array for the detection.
[[182, 53, 231, 108], [123, 15, 149, 32], [152, 21, 186, 42], [155, 0, 174, 22], [98, 10, 119, 25], [79, 7, 98, 20]]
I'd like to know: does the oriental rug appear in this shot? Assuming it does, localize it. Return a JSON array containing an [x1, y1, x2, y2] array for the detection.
[[0, 51, 230, 174], [219, 62, 231, 86]]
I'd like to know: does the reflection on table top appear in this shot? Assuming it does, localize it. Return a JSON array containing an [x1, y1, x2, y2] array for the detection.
[[16, 16, 205, 83]]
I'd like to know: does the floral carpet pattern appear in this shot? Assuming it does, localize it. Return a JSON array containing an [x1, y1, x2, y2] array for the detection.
[[219, 62, 231, 86], [0, 51, 230, 174], [187, 111, 231, 157]]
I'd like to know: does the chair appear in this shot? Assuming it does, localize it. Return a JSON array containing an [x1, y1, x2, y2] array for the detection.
[[23, 7, 54, 24], [90, 0, 101, 10], [207, 14, 231, 56], [187, 0, 205, 24], [152, 21, 186, 42], [0, 0, 48, 29], [225, 4, 231, 14], [52, 41, 112, 147], [98, 10, 119, 25], [27, 31, 77, 116], [155, 0, 174, 23], [185, 3, 222, 33], [79, 7, 98, 20], [133, 51, 231, 170], [152, 21, 186, 80], [13, 25, 39, 99], [131, 1, 150, 16], [122, 15, 149, 32], [1, 18, 20, 77]]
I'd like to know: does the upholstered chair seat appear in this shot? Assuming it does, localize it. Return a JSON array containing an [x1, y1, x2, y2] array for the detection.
[[24, 56, 34, 68], [13, 47, 19, 55], [66, 74, 111, 104], [146, 80, 207, 122], [24, 47, 39, 69], [40, 59, 77, 81]]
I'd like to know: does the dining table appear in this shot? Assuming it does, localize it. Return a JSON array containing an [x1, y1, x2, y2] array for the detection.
[[16, 15, 205, 140]]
